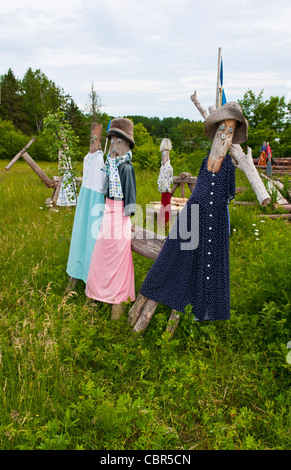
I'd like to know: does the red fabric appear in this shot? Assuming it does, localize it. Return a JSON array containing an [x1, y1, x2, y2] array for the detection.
[[266, 144, 272, 158], [158, 192, 172, 229]]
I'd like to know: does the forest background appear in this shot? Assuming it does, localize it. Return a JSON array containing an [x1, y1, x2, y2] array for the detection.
[[1, 67, 291, 173]]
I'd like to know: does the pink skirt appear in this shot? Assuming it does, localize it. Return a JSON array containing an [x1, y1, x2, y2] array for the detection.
[[85, 198, 135, 304]]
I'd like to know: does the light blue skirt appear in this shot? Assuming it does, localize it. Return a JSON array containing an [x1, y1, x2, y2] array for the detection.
[[66, 186, 105, 283]]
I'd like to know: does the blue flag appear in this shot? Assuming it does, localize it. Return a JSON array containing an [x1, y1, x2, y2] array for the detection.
[[220, 57, 227, 106], [107, 119, 111, 132]]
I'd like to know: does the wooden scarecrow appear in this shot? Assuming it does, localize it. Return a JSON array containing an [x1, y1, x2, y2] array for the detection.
[[85, 118, 136, 319], [157, 138, 173, 230], [130, 102, 248, 330], [66, 123, 105, 284]]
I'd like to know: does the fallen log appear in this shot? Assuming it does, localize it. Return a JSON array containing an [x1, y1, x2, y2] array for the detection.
[[257, 213, 291, 220], [131, 226, 165, 260]]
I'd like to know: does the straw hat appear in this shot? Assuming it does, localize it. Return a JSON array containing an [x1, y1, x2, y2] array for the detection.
[[107, 117, 135, 148], [204, 102, 248, 144]]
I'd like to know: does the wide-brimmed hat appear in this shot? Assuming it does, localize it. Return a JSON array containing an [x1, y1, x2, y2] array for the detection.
[[107, 117, 135, 148], [204, 102, 248, 144]]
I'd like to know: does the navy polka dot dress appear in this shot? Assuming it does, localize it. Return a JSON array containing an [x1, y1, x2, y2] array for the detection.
[[140, 154, 235, 321]]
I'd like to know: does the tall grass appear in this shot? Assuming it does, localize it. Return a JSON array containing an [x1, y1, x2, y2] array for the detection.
[[0, 160, 290, 450]]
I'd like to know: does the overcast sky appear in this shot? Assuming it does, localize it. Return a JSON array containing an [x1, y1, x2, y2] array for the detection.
[[1, 0, 290, 121]]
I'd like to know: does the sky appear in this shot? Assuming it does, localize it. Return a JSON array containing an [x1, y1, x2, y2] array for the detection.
[[1, 0, 291, 121]]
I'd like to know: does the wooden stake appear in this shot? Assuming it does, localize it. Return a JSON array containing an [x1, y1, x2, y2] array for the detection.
[[166, 310, 180, 336], [128, 292, 148, 326], [133, 299, 158, 332], [90, 122, 102, 153], [111, 303, 126, 320]]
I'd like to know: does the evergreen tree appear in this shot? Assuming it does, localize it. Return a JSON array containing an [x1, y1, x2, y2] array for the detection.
[[0, 68, 30, 133], [21, 68, 68, 132]]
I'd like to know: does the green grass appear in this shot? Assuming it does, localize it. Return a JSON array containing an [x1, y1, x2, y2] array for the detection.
[[0, 160, 290, 450]]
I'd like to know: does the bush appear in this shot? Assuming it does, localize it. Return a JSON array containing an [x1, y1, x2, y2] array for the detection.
[[0, 119, 28, 160]]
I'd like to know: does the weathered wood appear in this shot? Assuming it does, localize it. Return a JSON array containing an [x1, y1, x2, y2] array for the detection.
[[128, 292, 149, 326], [131, 226, 165, 260], [51, 176, 63, 205], [233, 201, 257, 206], [111, 303, 126, 320], [5, 137, 36, 170], [208, 119, 237, 172], [90, 122, 102, 153], [230, 144, 271, 206], [133, 299, 159, 332], [257, 213, 291, 220], [261, 173, 291, 198], [190, 91, 208, 120], [166, 310, 180, 336], [22, 152, 54, 188], [275, 203, 291, 211]]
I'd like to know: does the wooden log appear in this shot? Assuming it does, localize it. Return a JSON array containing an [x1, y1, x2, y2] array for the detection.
[[5, 137, 36, 170], [166, 310, 180, 336], [128, 292, 148, 326], [133, 299, 159, 332], [233, 201, 257, 206], [257, 213, 291, 220], [51, 176, 63, 205], [261, 173, 291, 198], [131, 226, 165, 260], [230, 145, 271, 206], [22, 152, 54, 188], [275, 203, 291, 211]]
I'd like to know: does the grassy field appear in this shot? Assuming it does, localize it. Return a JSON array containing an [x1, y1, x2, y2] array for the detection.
[[0, 159, 290, 450]]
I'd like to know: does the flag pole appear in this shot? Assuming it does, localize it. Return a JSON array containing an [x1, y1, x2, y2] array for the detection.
[[216, 47, 222, 109]]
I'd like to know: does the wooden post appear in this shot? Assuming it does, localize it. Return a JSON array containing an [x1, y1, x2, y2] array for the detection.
[[166, 310, 180, 336], [128, 292, 149, 326], [90, 122, 102, 153], [230, 144, 271, 206], [133, 299, 159, 332]]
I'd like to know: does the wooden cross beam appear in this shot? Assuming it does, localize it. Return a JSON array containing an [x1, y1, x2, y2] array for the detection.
[[6, 137, 54, 189], [170, 172, 197, 198]]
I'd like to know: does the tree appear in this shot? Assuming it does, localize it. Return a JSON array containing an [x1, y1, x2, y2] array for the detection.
[[238, 90, 291, 157], [0, 69, 30, 133], [85, 82, 102, 122], [21, 68, 68, 132]]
